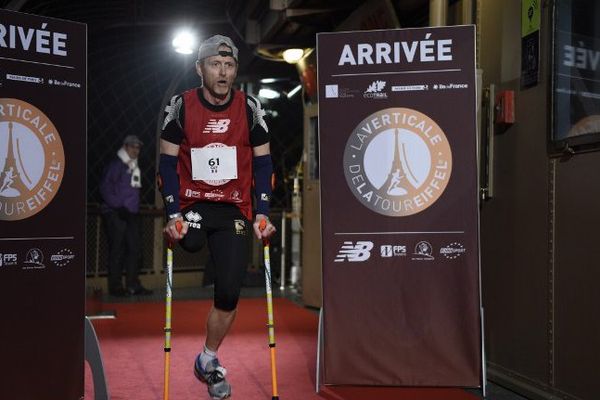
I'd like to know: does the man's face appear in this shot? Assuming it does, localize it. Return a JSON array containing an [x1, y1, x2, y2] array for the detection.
[[125, 143, 141, 159], [197, 45, 238, 100]]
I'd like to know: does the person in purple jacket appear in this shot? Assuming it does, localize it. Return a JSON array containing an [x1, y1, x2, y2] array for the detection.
[[100, 135, 152, 296]]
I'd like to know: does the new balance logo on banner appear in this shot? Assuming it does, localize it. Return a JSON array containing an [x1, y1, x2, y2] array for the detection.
[[203, 119, 230, 133], [334, 241, 373, 262]]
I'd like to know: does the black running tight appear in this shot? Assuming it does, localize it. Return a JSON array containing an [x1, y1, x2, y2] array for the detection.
[[179, 202, 250, 311]]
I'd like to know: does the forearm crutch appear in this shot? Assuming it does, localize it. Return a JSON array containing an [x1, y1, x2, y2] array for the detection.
[[163, 221, 182, 400], [259, 219, 280, 400]]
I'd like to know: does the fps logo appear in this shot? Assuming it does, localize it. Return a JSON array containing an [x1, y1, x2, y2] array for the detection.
[[334, 241, 373, 262], [0, 253, 17, 267]]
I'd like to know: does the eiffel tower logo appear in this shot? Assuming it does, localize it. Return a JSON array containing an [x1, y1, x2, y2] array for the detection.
[[383, 129, 412, 196], [1, 122, 31, 197]]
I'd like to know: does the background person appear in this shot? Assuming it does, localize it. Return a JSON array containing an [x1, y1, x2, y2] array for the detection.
[[100, 135, 152, 297]]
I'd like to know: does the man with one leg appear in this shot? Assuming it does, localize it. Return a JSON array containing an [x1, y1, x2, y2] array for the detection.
[[159, 35, 276, 399]]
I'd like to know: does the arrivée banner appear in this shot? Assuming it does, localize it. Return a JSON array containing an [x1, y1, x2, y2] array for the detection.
[[318, 25, 481, 386], [0, 9, 86, 399]]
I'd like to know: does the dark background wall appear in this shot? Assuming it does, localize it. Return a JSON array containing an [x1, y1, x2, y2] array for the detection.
[[479, 2, 600, 399]]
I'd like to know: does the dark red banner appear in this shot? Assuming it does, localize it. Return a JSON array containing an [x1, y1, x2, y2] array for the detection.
[[318, 26, 481, 386], [0, 9, 86, 399]]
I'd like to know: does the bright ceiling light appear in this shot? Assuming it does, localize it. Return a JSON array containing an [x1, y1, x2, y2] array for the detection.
[[174, 47, 194, 55], [258, 88, 280, 99], [282, 48, 304, 63], [287, 84, 302, 98], [260, 78, 277, 83], [172, 31, 195, 54]]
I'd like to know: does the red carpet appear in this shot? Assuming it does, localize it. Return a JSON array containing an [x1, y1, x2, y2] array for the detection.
[[85, 298, 479, 400]]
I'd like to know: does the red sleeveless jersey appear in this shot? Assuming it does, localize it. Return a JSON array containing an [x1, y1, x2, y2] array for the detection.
[[178, 89, 253, 220]]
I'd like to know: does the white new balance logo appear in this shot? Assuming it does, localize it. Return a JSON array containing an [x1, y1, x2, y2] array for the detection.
[[203, 119, 230, 133], [334, 241, 373, 262]]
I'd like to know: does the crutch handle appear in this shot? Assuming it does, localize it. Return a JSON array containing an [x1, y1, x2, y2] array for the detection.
[[259, 219, 270, 246], [259, 219, 267, 231], [168, 220, 183, 249]]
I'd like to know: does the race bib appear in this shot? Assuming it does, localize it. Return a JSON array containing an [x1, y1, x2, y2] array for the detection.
[[191, 145, 238, 182]]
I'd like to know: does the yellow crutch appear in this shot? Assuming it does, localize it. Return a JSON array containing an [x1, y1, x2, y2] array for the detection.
[[163, 221, 182, 400], [259, 219, 280, 399]]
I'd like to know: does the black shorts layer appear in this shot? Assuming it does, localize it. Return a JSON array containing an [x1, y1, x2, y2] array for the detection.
[[179, 202, 250, 311]]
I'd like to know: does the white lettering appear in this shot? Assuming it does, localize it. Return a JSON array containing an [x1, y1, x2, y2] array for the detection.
[[357, 43, 374, 65], [17, 26, 34, 50], [349, 164, 361, 174], [564, 45, 575, 67], [0, 22, 68, 56], [437, 39, 453, 61], [36, 23, 50, 54], [563, 41, 600, 72], [401, 41, 418, 62], [338, 44, 356, 65], [375, 42, 392, 64], [420, 33, 435, 62], [336, 33, 455, 67], [53, 32, 67, 56], [0, 24, 6, 47], [575, 43, 586, 69]]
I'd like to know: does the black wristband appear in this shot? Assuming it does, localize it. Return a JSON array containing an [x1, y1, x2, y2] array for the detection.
[[253, 155, 273, 216], [158, 154, 180, 216]]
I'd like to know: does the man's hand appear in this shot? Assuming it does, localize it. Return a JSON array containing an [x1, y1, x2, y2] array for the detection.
[[253, 214, 276, 240], [164, 216, 188, 241]]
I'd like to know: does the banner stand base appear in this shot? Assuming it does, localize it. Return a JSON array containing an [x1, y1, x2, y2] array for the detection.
[[315, 308, 324, 393], [481, 306, 487, 398], [85, 317, 110, 400]]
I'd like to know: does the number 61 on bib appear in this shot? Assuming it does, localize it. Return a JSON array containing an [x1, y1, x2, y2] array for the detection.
[[191, 145, 238, 182]]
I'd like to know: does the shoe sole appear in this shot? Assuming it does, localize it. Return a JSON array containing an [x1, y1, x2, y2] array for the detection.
[[194, 365, 231, 400]]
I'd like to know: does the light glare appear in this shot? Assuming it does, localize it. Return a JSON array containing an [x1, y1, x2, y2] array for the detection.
[[172, 31, 195, 55], [258, 88, 280, 99], [287, 84, 302, 98], [175, 47, 194, 54], [282, 48, 304, 63]]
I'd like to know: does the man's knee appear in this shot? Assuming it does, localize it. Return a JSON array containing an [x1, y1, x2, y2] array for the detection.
[[214, 293, 240, 312]]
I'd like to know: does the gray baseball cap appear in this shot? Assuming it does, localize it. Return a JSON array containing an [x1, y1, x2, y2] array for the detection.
[[123, 135, 143, 146], [197, 34, 238, 62]]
